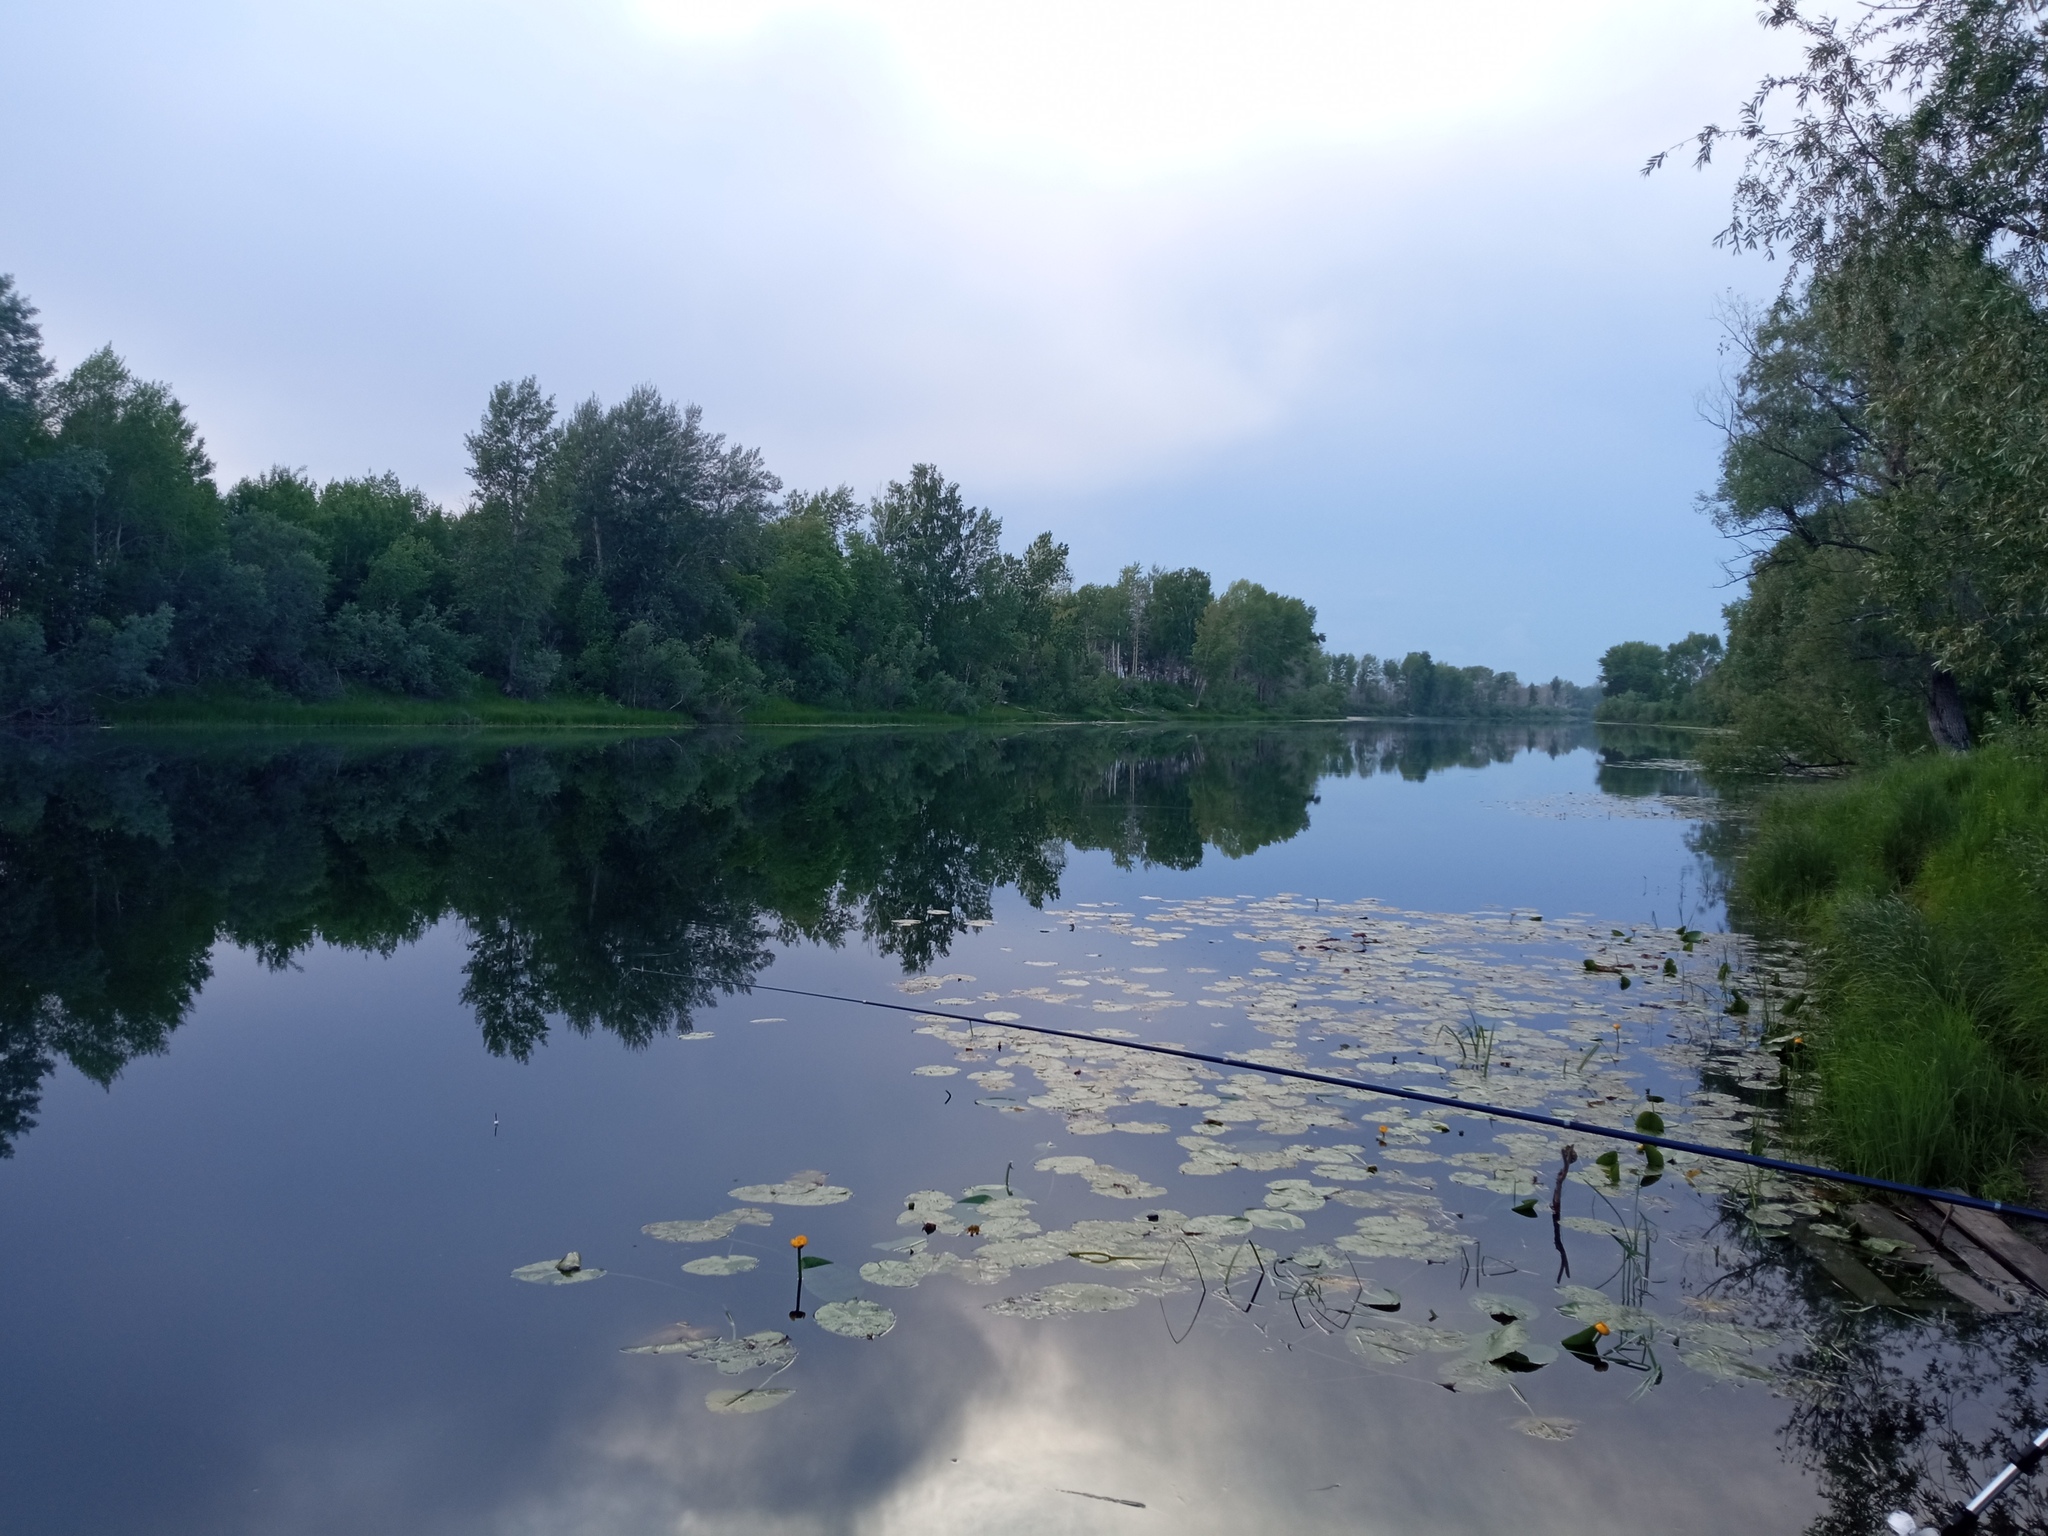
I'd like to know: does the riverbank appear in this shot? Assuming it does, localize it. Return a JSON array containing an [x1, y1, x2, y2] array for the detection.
[[99, 684, 1598, 732], [1735, 739, 2048, 1203]]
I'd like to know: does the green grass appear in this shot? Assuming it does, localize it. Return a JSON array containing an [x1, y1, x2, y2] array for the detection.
[[105, 685, 1330, 732], [1739, 740, 2048, 1199], [106, 682, 688, 730]]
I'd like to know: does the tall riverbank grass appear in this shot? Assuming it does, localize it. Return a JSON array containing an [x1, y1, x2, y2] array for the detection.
[[1738, 742, 2048, 1201]]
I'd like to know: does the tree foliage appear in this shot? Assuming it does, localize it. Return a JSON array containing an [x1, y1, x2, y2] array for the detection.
[[1652, 1, 2048, 764], [0, 278, 1588, 725]]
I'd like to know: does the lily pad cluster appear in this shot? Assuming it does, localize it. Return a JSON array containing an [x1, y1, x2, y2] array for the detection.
[[860, 893, 1812, 1425]]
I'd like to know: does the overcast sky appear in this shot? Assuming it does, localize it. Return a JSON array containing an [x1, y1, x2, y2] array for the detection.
[[0, 1, 1800, 681]]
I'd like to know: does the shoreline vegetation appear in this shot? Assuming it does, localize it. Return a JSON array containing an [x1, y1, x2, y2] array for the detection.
[[1600, 3, 2048, 1208], [1736, 737, 2048, 1204], [95, 682, 1598, 732], [0, 279, 1592, 733]]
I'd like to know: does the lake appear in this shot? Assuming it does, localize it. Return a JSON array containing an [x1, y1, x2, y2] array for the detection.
[[1, 722, 2041, 1535]]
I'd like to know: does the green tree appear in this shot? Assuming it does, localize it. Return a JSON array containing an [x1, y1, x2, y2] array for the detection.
[[871, 464, 1000, 686], [1674, 1, 2048, 753], [456, 379, 569, 697], [1145, 567, 1212, 683], [754, 489, 858, 701], [1194, 580, 1320, 705], [1599, 641, 1669, 702]]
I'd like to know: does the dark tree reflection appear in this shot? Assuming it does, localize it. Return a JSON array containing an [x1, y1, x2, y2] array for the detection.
[[0, 721, 1595, 1152]]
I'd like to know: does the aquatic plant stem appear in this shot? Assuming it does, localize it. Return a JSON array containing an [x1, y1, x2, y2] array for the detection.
[[744, 982, 2048, 1225]]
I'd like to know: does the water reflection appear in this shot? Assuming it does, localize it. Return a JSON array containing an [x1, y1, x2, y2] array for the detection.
[[0, 722, 1595, 1158], [1, 722, 2042, 1536]]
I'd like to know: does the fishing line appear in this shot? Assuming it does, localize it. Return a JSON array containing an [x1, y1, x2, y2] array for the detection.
[[742, 982, 2048, 1226]]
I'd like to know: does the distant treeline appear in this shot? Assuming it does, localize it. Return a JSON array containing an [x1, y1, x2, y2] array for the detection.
[[1593, 633, 1725, 726], [0, 279, 1587, 724]]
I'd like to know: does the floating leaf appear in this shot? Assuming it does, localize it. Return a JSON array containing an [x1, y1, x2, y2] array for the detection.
[[815, 1299, 897, 1339], [512, 1254, 604, 1285], [1348, 1320, 1470, 1364], [644, 1208, 773, 1243], [1468, 1319, 1556, 1369], [1635, 1110, 1666, 1135], [1514, 1416, 1577, 1441], [668, 1331, 796, 1374], [681, 1254, 759, 1276], [799, 1254, 833, 1270], [706, 1387, 795, 1415], [730, 1173, 852, 1206], [1246, 1208, 1307, 1231], [988, 1282, 1139, 1319], [1336, 1214, 1464, 1261], [1436, 1355, 1515, 1393], [1262, 1178, 1334, 1212], [1469, 1292, 1538, 1324]]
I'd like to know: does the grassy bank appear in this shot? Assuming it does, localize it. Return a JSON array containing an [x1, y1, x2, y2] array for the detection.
[[1737, 741, 2048, 1200], [106, 684, 686, 730], [97, 685, 1599, 732]]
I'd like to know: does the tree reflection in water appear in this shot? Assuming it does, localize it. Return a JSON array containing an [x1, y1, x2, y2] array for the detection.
[[0, 722, 1582, 1156], [1, 721, 2042, 1531]]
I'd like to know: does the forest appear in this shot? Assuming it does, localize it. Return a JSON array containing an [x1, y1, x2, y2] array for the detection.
[[1599, 1, 2048, 771], [0, 292, 1590, 727], [1596, 1, 2048, 1203]]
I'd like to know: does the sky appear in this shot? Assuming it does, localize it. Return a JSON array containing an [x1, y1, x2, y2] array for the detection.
[[0, 1, 1802, 683]]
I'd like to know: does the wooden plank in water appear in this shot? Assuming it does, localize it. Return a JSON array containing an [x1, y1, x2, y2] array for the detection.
[[1900, 1201, 2029, 1309], [1848, 1203, 2017, 1315], [1790, 1225, 1904, 1307], [1927, 1200, 2048, 1296]]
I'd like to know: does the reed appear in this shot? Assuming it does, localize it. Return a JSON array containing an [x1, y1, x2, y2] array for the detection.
[[1738, 739, 2048, 1200]]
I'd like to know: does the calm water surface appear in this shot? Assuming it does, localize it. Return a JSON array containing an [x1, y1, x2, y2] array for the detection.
[[1, 724, 2041, 1535]]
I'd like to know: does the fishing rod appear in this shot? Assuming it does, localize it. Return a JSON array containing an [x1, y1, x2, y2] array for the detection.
[[1889, 1424, 2048, 1534], [743, 982, 2048, 1226]]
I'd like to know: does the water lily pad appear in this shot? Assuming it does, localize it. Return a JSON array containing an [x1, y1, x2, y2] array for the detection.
[[706, 1386, 795, 1414], [1336, 1214, 1463, 1261], [681, 1254, 759, 1276], [988, 1282, 1139, 1319], [1468, 1319, 1556, 1369], [1348, 1320, 1470, 1363], [1469, 1292, 1538, 1323], [1514, 1416, 1577, 1441], [512, 1254, 604, 1284], [860, 1252, 959, 1288], [1245, 1208, 1307, 1230], [1436, 1355, 1515, 1393], [815, 1299, 897, 1339], [672, 1331, 797, 1374], [730, 1172, 852, 1206], [1178, 1213, 1253, 1237], [912, 1065, 960, 1077], [1263, 1178, 1333, 1212], [643, 1208, 773, 1243]]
